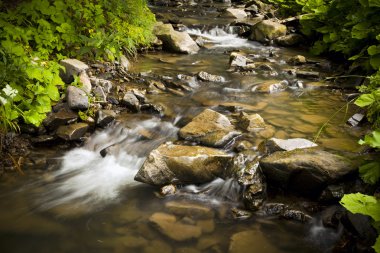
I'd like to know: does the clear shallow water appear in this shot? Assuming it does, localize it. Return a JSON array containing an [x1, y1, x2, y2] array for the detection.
[[0, 7, 363, 253]]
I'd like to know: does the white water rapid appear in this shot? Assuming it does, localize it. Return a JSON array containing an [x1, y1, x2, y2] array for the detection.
[[37, 118, 178, 213]]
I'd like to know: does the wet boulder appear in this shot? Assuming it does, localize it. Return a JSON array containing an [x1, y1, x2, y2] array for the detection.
[[237, 112, 266, 132], [287, 55, 307, 65], [296, 70, 320, 80], [154, 23, 199, 54], [252, 80, 288, 93], [149, 212, 202, 241], [249, 20, 286, 43], [66, 85, 89, 110], [60, 59, 89, 84], [229, 52, 248, 68], [197, 71, 225, 83], [43, 109, 78, 131], [122, 91, 140, 111], [261, 138, 317, 153], [275, 34, 304, 47], [221, 8, 248, 19], [56, 123, 89, 141], [260, 149, 356, 195], [178, 109, 240, 147], [229, 153, 266, 211], [95, 110, 116, 128], [134, 143, 232, 186]]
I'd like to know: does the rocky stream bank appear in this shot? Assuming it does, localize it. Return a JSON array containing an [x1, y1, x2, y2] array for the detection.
[[0, 1, 378, 253]]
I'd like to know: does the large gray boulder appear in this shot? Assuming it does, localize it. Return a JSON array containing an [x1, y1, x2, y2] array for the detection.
[[221, 8, 248, 19], [154, 23, 199, 54], [66, 85, 89, 110], [260, 149, 356, 194], [60, 59, 89, 84], [249, 20, 287, 43], [134, 143, 232, 186], [179, 109, 240, 147]]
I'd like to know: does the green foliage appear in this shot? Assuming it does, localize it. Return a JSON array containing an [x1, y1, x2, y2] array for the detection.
[[359, 161, 380, 185], [341, 193, 380, 221], [0, 0, 155, 132], [341, 193, 380, 252]]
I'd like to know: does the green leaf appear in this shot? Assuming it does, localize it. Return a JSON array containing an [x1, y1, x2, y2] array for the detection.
[[369, 0, 380, 7], [23, 110, 45, 126], [359, 130, 380, 148], [374, 235, 380, 253], [355, 93, 375, 107], [368, 45, 380, 56], [340, 193, 380, 221], [46, 83, 60, 101], [359, 161, 380, 185], [370, 54, 380, 69]]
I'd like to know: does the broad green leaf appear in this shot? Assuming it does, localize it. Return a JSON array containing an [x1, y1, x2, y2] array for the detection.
[[340, 193, 380, 221], [369, 0, 380, 7], [368, 45, 380, 56], [46, 83, 60, 101], [374, 235, 380, 252], [26, 67, 44, 81], [36, 94, 51, 113], [355, 93, 375, 107], [359, 161, 380, 185], [359, 130, 380, 148], [370, 54, 380, 69], [23, 110, 45, 126]]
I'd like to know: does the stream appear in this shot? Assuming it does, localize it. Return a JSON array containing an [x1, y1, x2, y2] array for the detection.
[[0, 2, 365, 253]]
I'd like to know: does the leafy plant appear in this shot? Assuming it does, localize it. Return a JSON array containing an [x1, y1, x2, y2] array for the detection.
[[0, 0, 155, 134], [341, 193, 380, 252]]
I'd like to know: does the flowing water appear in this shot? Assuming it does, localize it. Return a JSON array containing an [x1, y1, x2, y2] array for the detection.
[[0, 3, 365, 253]]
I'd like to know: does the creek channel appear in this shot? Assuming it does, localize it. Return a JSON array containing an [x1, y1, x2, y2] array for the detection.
[[0, 2, 366, 253]]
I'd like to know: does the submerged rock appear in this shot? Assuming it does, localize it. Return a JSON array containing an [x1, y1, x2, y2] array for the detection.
[[134, 143, 232, 186], [197, 71, 225, 83], [261, 138, 318, 153], [178, 109, 240, 147], [154, 23, 199, 54], [249, 20, 286, 43], [149, 212, 202, 241], [260, 149, 356, 194], [229, 230, 280, 253], [165, 201, 214, 219]]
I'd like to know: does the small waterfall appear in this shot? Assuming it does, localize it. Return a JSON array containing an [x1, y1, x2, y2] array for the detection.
[[178, 178, 243, 205], [37, 118, 178, 213], [187, 26, 260, 48], [307, 216, 343, 252]]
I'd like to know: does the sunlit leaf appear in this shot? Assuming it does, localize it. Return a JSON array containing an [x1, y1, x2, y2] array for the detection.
[[340, 193, 380, 221]]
